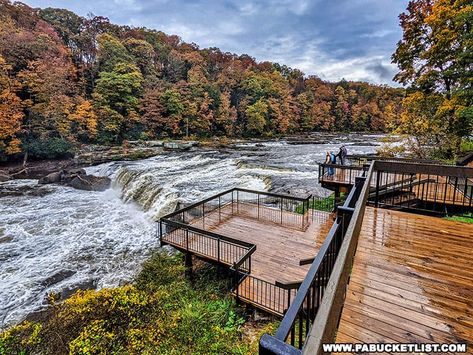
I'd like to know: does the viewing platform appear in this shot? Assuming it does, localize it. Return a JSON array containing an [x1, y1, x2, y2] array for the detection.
[[318, 159, 472, 215], [336, 207, 473, 348], [159, 188, 334, 316]]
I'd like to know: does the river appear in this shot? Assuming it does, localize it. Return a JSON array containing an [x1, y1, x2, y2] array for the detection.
[[0, 135, 382, 327]]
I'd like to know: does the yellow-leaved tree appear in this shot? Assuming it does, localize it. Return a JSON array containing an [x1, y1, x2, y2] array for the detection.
[[0, 54, 23, 158], [392, 0, 473, 158]]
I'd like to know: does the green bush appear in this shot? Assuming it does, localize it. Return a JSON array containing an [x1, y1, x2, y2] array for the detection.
[[461, 140, 473, 153], [23, 137, 75, 159], [0, 252, 275, 355], [296, 193, 346, 213], [445, 213, 473, 224]]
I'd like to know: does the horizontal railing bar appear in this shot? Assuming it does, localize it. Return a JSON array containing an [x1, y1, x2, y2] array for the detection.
[[275, 280, 303, 290], [161, 219, 255, 248], [235, 187, 310, 202], [161, 188, 235, 219], [347, 154, 447, 164], [233, 245, 257, 270], [373, 161, 473, 178], [299, 257, 314, 266], [318, 163, 365, 171]]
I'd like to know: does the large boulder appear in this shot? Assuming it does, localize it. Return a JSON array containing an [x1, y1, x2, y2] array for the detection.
[[69, 175, 111, 191], [63, 168, 87, 183], [38, 171, 64, 184]]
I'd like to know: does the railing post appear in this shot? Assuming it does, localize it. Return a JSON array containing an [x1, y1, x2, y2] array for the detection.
[[202, 203, 205, 229], [375, 170, 381, 207], [186, 228, 189, 251], [216, 237, 220, 263], [231, 190, 234, 215], [287, 288, 292, 311], [281, 197, 283, 224], [218, 196, 221, 223], [257, 193, 260, 220], [237, 190, 239, 214], [301, 199, 305, 229], [159, 220, 163, 247], [235, 270, 239, 299]]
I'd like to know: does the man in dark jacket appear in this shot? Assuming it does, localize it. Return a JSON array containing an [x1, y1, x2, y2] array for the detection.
[[336, 146, 348, 165]]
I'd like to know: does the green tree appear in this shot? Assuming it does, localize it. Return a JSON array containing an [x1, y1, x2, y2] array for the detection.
[[246, 98, 268, 135], [93, 62, 143, 142], [160, 88, 184, 135], [97, 34, 134, 72]]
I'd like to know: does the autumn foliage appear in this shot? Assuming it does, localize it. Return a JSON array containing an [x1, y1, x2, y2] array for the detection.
[[392, 0, 472, 158], [0, 0, 404, 161]]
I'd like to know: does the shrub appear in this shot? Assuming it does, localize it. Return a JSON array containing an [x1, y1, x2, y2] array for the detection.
[[23, 137, 75, 159], [0, 251, 275, 354]]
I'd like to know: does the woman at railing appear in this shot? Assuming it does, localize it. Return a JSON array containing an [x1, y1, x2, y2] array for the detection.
[[325, 151, 336, 177]]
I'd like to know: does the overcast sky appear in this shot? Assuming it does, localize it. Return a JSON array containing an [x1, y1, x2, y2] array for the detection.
[[21, 0, 407, 86]]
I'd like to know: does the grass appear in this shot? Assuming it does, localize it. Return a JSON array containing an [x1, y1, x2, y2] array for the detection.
[[0, 251, 279, 355], [445, 213, 473, 224], [295, 193, 346, 214]]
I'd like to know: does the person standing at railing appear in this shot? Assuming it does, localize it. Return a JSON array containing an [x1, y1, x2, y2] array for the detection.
[[336, 145, 348, 165], [326, 151, 336, 177]]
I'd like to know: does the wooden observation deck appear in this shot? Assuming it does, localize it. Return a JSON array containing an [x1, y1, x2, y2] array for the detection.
[[159, 188, 334, 316]]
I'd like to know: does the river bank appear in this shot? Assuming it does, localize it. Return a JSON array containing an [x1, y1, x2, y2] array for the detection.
[[0, 250, 279, 354]]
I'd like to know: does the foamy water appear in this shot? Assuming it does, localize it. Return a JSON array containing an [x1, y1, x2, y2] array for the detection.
[[0, 138, 379, 327]]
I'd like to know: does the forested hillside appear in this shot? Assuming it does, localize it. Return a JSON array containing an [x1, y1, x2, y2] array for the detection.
[[0, 0, 404, 161]]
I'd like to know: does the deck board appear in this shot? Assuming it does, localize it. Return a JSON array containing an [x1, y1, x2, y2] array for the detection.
[[336, 207, 473, 352]]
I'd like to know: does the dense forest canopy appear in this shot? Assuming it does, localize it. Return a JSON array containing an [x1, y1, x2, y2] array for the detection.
[[0, 0, 404, 160]]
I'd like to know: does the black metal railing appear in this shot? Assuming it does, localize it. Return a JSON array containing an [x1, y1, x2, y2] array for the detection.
[[318, 163, 367, 186], [259, 170, 369, 354], [370, 161, 473, 215], [234, 188, 311, 230], [161, 188, 313, 232], [232, 275, 299, 316], [161, 219, 255, 272], [259, 160, 472, 354], [347, 154, 447, 167]]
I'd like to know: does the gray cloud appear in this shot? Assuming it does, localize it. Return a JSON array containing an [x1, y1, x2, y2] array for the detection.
[[21, 0, 406, 85]]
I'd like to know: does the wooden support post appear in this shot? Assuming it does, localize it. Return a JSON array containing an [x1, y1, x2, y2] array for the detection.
[[185, 252, 193, 280], [334, 187, 340, 211]]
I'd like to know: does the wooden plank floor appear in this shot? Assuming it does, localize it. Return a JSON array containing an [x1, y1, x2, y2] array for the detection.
[[336, 207, 473, 353], [198, 204, 333, 284]]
